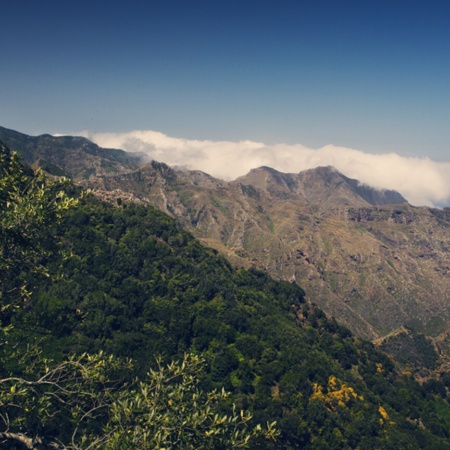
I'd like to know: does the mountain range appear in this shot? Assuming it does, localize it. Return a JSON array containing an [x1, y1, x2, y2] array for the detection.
[[2, 125, 450, 367]]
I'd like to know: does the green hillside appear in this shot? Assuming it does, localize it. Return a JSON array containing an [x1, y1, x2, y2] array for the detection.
[[2, 142, 450, 449]]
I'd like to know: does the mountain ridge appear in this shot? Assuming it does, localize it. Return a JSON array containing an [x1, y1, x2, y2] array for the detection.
[[235, 165, 407, 208], [0, 126, 406, 207], [0, 126, 149, 180]]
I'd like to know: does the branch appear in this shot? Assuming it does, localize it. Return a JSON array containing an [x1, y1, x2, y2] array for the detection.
[[0, 431, 42, 449]]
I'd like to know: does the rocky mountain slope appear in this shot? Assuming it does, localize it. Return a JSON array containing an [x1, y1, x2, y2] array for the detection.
[[0, 126, 149, 179], [2, 127, 450, 350]]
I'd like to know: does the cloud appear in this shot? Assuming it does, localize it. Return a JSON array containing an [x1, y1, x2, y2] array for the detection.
[[83, 130, 450, 207]]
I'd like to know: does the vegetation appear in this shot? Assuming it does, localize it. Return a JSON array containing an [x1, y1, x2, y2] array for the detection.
[[0, 143, 274, 449], [0, 145, 78, 331], [2, 140, 450, 448], [0, 348, 276, 449]]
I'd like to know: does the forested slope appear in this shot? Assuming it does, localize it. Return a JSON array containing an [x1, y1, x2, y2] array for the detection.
[[9, 198, 450, 449], [2, 138, 450, 448]]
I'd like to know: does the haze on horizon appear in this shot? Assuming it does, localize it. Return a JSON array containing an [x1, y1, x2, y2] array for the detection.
[[2, 0, 450, 206]]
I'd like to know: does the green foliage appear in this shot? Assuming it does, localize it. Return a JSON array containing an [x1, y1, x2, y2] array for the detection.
[[379, 328, 439, 371], [0, 348, 131, 448], [0, 149, 276, 449], [105, 353, 278, 449], [0, 351, 275, 449], [0, 142, 79, 330]]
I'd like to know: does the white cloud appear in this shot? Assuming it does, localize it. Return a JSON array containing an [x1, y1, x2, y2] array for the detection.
[[83, 129, 450, 207]]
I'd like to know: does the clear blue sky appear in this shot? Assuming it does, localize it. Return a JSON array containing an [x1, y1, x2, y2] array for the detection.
[[1, 0, 450, 160]]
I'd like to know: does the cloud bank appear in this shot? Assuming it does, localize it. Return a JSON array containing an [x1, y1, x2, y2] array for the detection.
[[82, 130, 450, 207]]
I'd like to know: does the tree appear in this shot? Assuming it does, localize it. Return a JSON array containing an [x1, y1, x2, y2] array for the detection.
[[0, 349, 130, 449], [1, 352, 277, 449], [0, 142, 79, 331], [105, 353, 278, 449]]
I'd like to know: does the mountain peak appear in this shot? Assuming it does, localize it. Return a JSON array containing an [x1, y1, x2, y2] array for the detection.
[[299, 166, 407, 206], [236, 165, 407, 208]]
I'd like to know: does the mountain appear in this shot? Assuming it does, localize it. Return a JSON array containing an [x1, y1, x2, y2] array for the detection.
[[0, 126, 149, 179], [2, 127, 450, 350], [235, 165, 407, 208], [5, 130, 450, 448]]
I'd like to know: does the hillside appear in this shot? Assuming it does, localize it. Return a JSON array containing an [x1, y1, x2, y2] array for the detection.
[[3, 137, 450, 448], [235, 165, 407, 207], [12, 197, 450, 448], [83, 161, 450, 344]]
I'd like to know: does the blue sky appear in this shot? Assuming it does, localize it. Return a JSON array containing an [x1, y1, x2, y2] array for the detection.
[[2, 0, 450, 205]]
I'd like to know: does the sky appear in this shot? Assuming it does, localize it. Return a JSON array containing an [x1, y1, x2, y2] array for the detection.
[[1, 0, 450, 206]]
